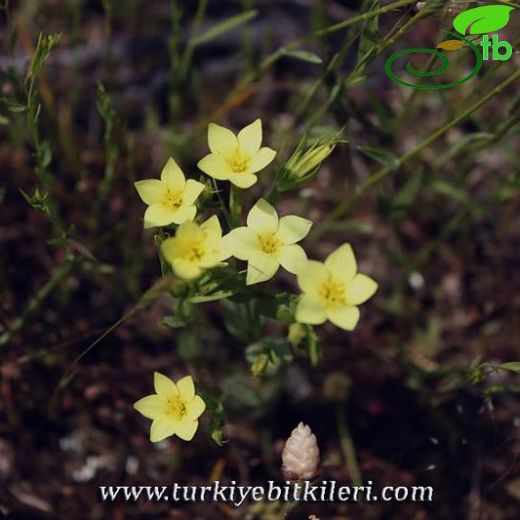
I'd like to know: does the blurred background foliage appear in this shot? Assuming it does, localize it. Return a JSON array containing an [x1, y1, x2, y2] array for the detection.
[[1, 0, 520, 518]]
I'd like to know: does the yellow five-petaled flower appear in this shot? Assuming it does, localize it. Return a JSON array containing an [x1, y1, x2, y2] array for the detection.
[[197, 119, 276, 189], [296, 243, 378, 331], [224, 198, 312, 285], [134, 158, 205, 228], [161, 215, 229, 280], [133, 372, 206, 442]]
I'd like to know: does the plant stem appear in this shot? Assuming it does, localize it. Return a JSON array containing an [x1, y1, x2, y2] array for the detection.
[[229, 185, 243, 227], [311, 68, 520, 241], [337, 405, 362, 487], [0, 258, 76, 347]]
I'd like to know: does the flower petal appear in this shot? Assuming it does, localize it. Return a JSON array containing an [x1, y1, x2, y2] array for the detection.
[[150, 415, 177, 442], [208, 122, 237, 156], [134, 180, 166, 205], [237, 119, 262, 156], [201, 215, 222, 238], [198, 153, 233, 180], [154, 372, 178, 397], [223, 227, 259, 260], [325, 243, 357, 282], [345, 274, 378, 305], [161, 157, 186, 189], [133, 394, 165, 419], [277, 215, 312, 244], [183, 179, 205, 205], [174, 418, 199, 441], [246, 251, 279, 285], [327, 305, 360, 331], [144, 204, 177, 228], [170, 205, 196, 224], [250, 147, 276, 173], [177, 376, 195, 400], [279, 244, 307, 274], [228, 172, 258, 189], [296, 260, 329, 294], [295, 294, 327, 324], [247, 198, 279, 234], [171, 259, 203, 280], [186, 395, 206, 421]]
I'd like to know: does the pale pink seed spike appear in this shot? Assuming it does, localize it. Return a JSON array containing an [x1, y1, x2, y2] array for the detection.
[[281, 422, 320, 481]]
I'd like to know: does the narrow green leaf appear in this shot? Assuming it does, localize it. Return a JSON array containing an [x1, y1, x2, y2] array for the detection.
[[190, 10, 257, 47], [428, 178, 470, 206], [496, 362, 520, 373], [282, 49, 323, 64], [357, 145, 399, 169]]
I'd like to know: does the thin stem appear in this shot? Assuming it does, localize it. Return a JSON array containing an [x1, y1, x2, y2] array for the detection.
[[229, 185, 243, 227], [311, 68, 520, 241], [337, 405, 362, 487], [0, 258, 76, 347]]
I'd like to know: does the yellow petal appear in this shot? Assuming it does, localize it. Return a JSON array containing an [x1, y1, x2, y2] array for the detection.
[[277, 215, 312, 244], [150, 415, 177, 442], [296, 260, 329, 293], [174, 418, 198, 441], [247, 198, 279, 234], [133, 394, 165, 419], [177, 375, 195, 400], [345, 273, 378, 305], [279, 244, 307, 274], [183, 179, 205, 205], [144, 204, 177, 228], [237, 118, 262, 156], [197, 153, 232, 180], [201, 215, 222, 238], [171, 259, 203, 279], [228, 172, 257, 189], [208, 122, 237, 157], [170, 205, 196, 224], [325, 243, 357, 282], [223, 227, 259, 260], [250, 147, 276, 173], [326, 305, 360, 331], [154, 372, 178, 397], [186, 395, 206, 421], [246, 251, 279, 285], [161, 157, 185, 189], [295, 294, 327, 324], [134, 180, 166, 205]]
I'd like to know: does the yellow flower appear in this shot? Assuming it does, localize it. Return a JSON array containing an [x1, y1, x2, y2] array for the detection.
[[134, 157, 205, 228], [197, 119, 277, 189], [224, 198, 312, 285], [161, 215, 229, 280], [133, 372, 206, 442], [295, 244, 378, 331]]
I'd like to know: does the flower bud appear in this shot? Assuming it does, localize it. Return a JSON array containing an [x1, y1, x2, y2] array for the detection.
[[277, 141, 335, 192], [281, 422, 320, 480]]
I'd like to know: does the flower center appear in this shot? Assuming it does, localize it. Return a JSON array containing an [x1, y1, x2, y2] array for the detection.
[[258, 233, 282, 256], [184, 241, 205, 262], [318, 277, 346, 308], [166, 396, 187, 420], [163, 188, 183, 209], [228, 149, 250, 173]]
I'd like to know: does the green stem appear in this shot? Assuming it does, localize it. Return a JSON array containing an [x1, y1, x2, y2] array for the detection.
[[337, 405, 362, 487], [0, 258, 76, 347], [311, 68, 520, 241], [229, 185, 243, 227]]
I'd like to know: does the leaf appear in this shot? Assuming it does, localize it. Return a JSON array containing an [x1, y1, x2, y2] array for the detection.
[[282, 49, 323, 64], [496, 362, 520, 373], [428, 178, 471, 206], [437, 39, 465, 51], [357, 145, 399, 169], [190, 10, 257, 46], [453, 5, 513, 35]]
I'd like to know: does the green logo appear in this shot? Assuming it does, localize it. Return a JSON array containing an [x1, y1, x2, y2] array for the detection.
[[385, 4, 515, 89]]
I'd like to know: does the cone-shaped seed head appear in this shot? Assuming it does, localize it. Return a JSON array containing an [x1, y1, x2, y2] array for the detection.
[[282, 422, 320, 481]]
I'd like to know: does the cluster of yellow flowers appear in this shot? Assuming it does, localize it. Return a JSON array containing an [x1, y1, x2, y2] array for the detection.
[[133, 119, 378, 442]]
